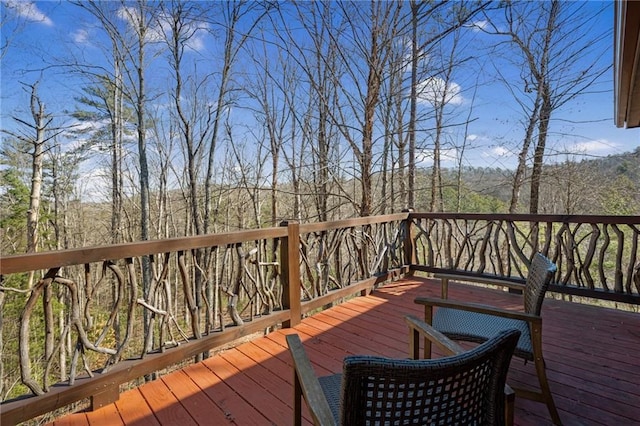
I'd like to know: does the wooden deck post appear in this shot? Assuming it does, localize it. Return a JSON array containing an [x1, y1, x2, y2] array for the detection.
[[90, 385, 120, 411], [402, 209, 416, 270], [281, 221, 301, 327]]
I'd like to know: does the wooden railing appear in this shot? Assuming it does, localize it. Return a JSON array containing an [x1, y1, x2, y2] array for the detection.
[[0, 213, 409, 425], [409, 213, 640, 304], [1, 212, 639, 424]]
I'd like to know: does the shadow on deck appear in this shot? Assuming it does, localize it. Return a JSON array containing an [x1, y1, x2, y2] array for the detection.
[[49, 276, 640, 426]]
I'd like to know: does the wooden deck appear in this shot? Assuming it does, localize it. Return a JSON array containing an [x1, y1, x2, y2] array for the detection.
[[49, 276, 640, 426]]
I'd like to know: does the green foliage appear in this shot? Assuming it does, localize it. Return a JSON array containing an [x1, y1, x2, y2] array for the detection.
[[442, 183, 507, 213], [600, 175, 639, 215], [0, 168, 30, 252], [2, 278, 75, 399]]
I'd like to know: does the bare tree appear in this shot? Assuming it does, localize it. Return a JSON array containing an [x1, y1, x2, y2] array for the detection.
[[3, 81, 65, 385], [407, 1, 489, 210], [78, 0, 158, 354], [200, 1, 271, 234], [483, 1, 611, 213], [160, 1, 212, 236], [245, 40, 294, 227], [327, 1, 403, 217], [272, 1, 346, 222], [3, 82, 64, 256]]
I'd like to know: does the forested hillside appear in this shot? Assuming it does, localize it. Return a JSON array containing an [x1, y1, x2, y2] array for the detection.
[[441, 146, 640, 215], [3, 146, 638, 257]]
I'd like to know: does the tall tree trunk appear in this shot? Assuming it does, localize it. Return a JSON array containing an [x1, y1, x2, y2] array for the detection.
[[26, 84, 46, 255], [530, 90, 552, 214], [528, 0, 558, 214], [408, 0, 419, 209], [430, 110, 444, 212], [509, 94, 541, 213], [127, 0, 153, 355], [112, 57, 124, 244]]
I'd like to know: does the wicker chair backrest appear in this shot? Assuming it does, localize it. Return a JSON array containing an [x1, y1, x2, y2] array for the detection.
[[523, 253, 557, 315], [340, 329, 520, 426]]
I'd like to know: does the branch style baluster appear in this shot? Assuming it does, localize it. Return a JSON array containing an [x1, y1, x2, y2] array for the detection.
[[627, 226, 639, 294], [579, 225, 598, 289], [19, 269, 57, 395], [611, 224, 625, 293], [94, 262, 124, 348], [598, 225, 611, 291], [410, 215, 639, 297], [3, 213, 639, 425], [179, 250, 203, 334]]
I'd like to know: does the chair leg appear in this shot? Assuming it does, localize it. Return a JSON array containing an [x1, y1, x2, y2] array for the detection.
[[530, 324, 562, 425], [422, 305, 433, 359], [504, 385, 515, 426], [534, 355, 562, 425]]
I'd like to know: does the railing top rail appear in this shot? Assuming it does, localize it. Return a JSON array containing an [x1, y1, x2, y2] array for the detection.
[[0, 227, 288, 275], [3, 212, 638, 276], [408, 213, 640, 225], [298, 212, 409, 234], [0, 214, 410, 276]]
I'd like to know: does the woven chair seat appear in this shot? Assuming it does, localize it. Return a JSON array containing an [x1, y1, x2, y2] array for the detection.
[[318, 374, 342, 424], [433, 308, 533, 361]]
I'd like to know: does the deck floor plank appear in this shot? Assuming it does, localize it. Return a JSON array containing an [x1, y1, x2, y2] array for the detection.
[[218, 345, 291, 408], [47, 276, 640, 426], [84, 403, 124, 426], [112, 388, 160, 426], [181, 360, 270, 425], [137, 375, 198, 426], [161, 369, 232, 425], [201, 350, 292, 425], [50, 412, 89, 426]]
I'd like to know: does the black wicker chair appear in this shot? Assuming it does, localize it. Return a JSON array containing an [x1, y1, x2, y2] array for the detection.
[[286, 320, 520, 426], [415, 252, 561, 425]]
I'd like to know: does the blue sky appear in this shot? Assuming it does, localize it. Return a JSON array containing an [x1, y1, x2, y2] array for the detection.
[[2, 0, 639, 183]]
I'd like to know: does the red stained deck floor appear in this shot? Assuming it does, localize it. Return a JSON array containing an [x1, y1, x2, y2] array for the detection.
[[49, 277, 640, 426]]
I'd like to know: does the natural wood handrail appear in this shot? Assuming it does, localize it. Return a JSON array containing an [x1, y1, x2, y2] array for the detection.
[[0, 227, 289, 275], [409, 213, 640, 302], [409, 212, 640, 225]]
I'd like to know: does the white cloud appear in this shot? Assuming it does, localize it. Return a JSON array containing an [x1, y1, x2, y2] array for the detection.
[[470, 20, 489, 32], [4, 0, 53, 26], [182, 31, 207, 52], [116, 7, 208, 51], [417, 147, 460, 166], [76, 165, 109, 202], [483, 146, 511, 158], [117, 6, 163, 42], [566, 139, 618, 155], [72, 28, 90, 44], [417, 77, 464, 106], [492, 146, 510, 156], [466, 134, 479, 142]]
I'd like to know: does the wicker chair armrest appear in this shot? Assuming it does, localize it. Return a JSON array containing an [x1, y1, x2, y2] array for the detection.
[[404, 315, 465, 356], [414, 296, 541, 324], [285, 334, 337, 426]]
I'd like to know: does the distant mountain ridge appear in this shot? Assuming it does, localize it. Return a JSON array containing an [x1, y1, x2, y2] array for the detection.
[[436, 147, 640, 214]]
